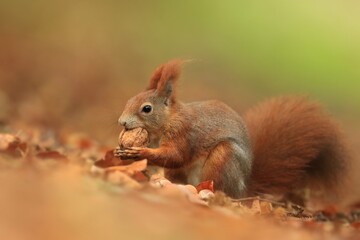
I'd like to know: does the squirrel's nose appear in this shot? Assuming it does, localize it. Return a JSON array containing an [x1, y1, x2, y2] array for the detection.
[[118, 118, 127, 127]]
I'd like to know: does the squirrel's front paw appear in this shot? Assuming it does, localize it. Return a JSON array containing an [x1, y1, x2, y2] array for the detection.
[[114, 146, 146, 160]]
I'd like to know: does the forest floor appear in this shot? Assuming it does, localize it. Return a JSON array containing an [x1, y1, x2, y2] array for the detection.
[[0, 124, 359, 240]]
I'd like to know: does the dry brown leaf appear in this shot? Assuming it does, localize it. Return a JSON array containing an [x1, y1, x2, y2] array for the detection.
[[36, 150, 67, 161], [260, 201, 273, 215], [0, 133, 27, 153], [132, 171, 149, 182], [0, 134, 17, 151], [94, 149, 127, 168], [273, 207, 288, 219], [1, 126, 360, 239], [195, 180, 214, 193], [250, 199, 261, 215]]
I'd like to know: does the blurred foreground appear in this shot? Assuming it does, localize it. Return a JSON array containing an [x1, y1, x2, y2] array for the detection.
[[1, 129, 360, 240]]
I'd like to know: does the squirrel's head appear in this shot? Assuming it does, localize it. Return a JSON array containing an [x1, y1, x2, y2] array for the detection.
[[118, 59, 183, 134]]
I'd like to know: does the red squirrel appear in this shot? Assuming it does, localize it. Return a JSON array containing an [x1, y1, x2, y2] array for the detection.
[[114, 59, 348, 198]]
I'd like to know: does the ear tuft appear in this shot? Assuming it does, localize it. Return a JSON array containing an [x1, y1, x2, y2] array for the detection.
[[147, 59, 184, 93], [148, 64, 165, 90]]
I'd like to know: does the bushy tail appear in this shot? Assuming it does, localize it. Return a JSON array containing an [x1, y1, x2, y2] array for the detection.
[[244, 96, 348, 195]]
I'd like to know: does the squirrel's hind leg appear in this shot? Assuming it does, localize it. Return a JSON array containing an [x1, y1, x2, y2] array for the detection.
[[202, 141, 251, 198]]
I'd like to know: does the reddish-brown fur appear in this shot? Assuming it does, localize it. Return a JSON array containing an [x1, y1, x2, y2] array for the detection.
[[201, 141, 235, 193], [147, 64, 165, 90], [147, 59, 183, 103], [244, 96, 348, 195]]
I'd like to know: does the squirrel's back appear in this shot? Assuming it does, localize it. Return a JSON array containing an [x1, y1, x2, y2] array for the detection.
[[184, 100, 249, 148], [244, 96, 348, 196]]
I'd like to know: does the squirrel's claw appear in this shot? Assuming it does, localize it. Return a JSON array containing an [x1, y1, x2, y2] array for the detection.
[[113, 146, 122, 157], [113, 146, 144, 160]]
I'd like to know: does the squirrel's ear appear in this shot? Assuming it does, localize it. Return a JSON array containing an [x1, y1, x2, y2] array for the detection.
[[148, 64, 165, 90], [147, 59, 183, 101]]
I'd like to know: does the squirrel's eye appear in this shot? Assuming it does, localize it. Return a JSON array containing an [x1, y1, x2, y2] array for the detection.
[[142, 105, 152, 113]]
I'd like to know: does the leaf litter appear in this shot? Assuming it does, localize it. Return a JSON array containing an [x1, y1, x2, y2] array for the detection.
[[0, 128, 359, 240]]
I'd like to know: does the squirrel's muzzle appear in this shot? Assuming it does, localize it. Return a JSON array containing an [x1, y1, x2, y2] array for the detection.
[[118, 117, 127, 127], [118, 114, 137, 130]]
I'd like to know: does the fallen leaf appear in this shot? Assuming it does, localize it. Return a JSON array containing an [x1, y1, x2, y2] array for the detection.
[[94, 149, 127, 168], [272, 207, 287, 219], [260, 201, 273, 215], [132, 171, 149, 182], [251, 199, 261, 215], [0, 134, 17, 150], [196, 180, 214, 193], [0, 133, 27, 153], [36, 150, 67, 160]]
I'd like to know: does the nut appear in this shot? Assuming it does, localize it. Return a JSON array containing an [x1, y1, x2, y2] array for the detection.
[[118, 128, 149, 148]]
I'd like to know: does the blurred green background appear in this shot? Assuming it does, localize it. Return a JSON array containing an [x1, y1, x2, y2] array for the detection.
[[0, 0, 359, 144]]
